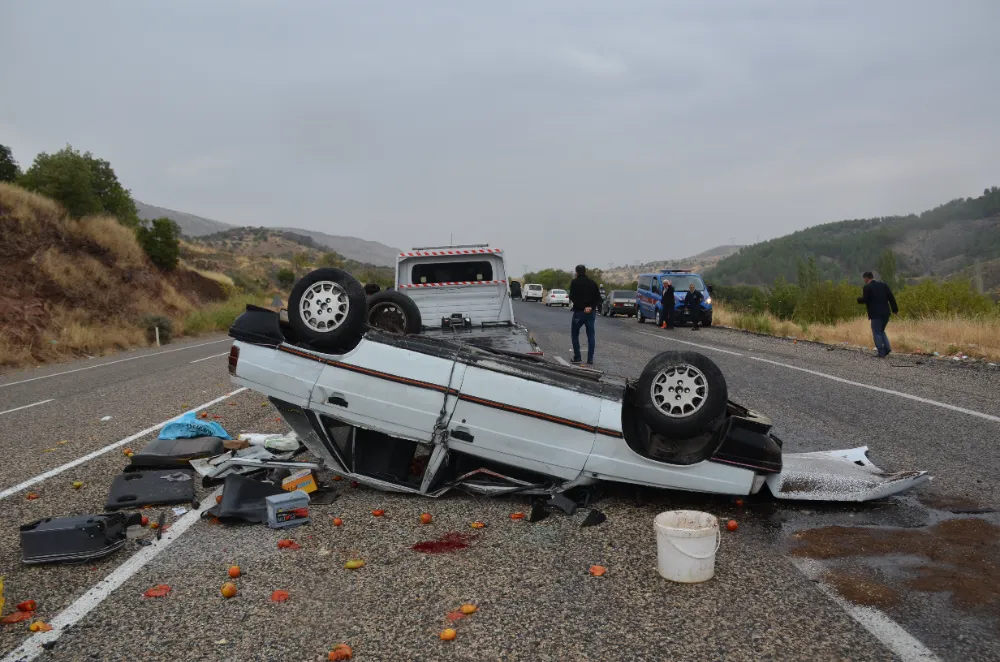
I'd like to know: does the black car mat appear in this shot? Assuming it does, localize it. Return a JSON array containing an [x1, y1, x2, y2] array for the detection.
[[20, 512, 142, 564], [204, 473, 286, 524], [105, 469, 195, 511]]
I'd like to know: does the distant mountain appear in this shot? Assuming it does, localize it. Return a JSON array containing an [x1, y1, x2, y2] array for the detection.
[[704, 187, 1000, 289], [136, 201, 401, 267], [136, 201, 234, 236], [602, 245, 744, 283]]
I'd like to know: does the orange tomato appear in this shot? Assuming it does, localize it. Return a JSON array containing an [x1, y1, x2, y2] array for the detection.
[[328, 644, 353, 660], [372, 509, 385, 517], [332, 517, 343, 527], [420, 513, 433, 525], [439, 628, 457, 641], [510, 512, 525, 520], [220, 582, 238, 599], [589, 565, 607, 577], [460, 603, 477, 615], [228, 566, 241, 579], [470, 521, 486, 529], [727, 519, 738, 532]]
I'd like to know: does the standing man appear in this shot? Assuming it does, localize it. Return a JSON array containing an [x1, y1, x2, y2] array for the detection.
[[683, 283, 704, 330], [569, 264, 602, 365], [660, 279, 675, 330], [857, 271, 899, 357]]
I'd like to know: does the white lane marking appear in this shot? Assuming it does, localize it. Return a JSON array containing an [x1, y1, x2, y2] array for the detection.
[[791, 558, 940, 661], [554, 357, 571, 366], [639, 330, 999, 423], [748, 356, 1000, 424], [0, 338, 232, 389], [0, 398, 54, 417], [1, 486, 224, 662], [0, 388, 246, 500], [190, 352, 229, 364], [637, 331, 745, 356]]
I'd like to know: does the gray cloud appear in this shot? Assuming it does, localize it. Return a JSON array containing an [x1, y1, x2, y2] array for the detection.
[[2, 0, 999, 272]]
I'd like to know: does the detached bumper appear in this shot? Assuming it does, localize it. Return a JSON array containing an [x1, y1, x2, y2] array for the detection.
[[766, 447, 930, 501]]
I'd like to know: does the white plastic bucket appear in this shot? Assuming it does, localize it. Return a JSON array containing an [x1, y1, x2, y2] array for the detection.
[[654, 510, 721, 583]]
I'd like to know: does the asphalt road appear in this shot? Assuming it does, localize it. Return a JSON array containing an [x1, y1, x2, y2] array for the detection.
[[0, 310, 996, 662]]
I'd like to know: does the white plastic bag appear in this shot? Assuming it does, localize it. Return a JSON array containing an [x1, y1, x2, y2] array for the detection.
[[237, 432, 300, 453]]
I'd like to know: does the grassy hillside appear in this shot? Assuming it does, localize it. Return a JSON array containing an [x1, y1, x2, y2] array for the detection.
[[706, 187, 1000, 288], [184, 228, 394, 294], [601, 245, 743, 284], [0, 184, 229, 368]]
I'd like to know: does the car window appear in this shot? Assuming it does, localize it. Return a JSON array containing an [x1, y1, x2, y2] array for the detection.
[[652, 279, 660, 294], [612, 290, 634, 297], [410, 260, 494, 284]]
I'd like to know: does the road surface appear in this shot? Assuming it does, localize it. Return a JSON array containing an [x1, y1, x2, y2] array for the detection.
[[0, 309, 996, 662]]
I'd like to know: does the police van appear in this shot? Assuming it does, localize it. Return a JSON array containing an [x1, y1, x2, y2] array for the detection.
[[636, 269, 713, 327]]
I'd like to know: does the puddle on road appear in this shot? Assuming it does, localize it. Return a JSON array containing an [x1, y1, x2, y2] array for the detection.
[[824, 569, 902, 608], [791, 517, 1000, 613]]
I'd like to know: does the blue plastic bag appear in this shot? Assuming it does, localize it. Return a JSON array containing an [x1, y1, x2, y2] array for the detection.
[[158, 411, 232, 440]]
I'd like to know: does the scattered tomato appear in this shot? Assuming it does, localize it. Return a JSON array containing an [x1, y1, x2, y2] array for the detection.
[[29, 621, 53, 632], [589, 565, 607, 577], [26, 493, 39, 501], [122, 448, 133, 457], [727, 519, 738, 532], [15, 600, 37, 612], [344, 559, 365, 570], [460, 603, 477, 615], [228, 566, 241, 579], [372, 509, 385, 517], [332, 517, 343, 527], [446, 610, 465, 622], [439, 628, 457, 641], [271, 590, 290, 602], [1, 612, 32, 624], [332, 475, 343, 482], [216, 495, 224, 504], [328, 644, 353, 660], [470, 521, 486, 529], [510, 512, 525, 520], [140, 515, 149, 527], [199, 412, 209, 419], [420, 513, 433, 525], [143, 584, 171, 598], [220, 582, 238, 599], [149, 522, 159, 530], [72, 481, 84, 489], [734, 498, 744, 507], [277, 539, 301, 550]]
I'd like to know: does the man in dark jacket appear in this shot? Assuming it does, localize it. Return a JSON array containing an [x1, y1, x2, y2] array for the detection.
[[857, 271, 899, 357], [683, 283, 704, 330], [660, 279, 675, 329], [568, 264, 602, 365]]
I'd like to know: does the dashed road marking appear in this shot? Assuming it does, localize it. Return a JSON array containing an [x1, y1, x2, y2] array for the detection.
[[190, 352, 230, 364], [0, 398, 54, 417], [0, 338, 232, 389], [0, 388, 246, 500]]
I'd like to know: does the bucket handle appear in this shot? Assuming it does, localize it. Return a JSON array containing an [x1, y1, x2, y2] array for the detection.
[[665, 528, 721, 560]]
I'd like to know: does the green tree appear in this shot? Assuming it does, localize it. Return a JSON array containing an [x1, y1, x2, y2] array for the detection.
[[18, 145, 139, 225], [320, 252, 344, 268], [876, 249, 900, 291], [276, 268, 295, 288], [292, 253, 313, 270], [136, 218, 181, 270], [0, 144, 20, 182]]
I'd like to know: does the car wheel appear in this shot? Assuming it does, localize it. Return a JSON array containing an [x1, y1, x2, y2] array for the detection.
[[366, 290, 422, 335], [654, 310, 662, 327], [637, 309, 645, 323], [635, 351, 728, 440], [288, 268, 367, 353]]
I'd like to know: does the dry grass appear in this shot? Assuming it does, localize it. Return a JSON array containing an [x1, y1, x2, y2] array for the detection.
[[713, 304, 1000, 361]]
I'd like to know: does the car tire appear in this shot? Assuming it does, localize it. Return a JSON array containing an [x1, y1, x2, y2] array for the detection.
[[635, 351, 728, 440], [366, 290, 422, 335], [288, 268, 368, 353], [654, 309, 662, 327]]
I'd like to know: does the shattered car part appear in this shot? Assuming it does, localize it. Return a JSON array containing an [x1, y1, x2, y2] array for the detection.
[[205, 473, 286, 524], [20, 513, 140, 564], [105, 469, 196, 510], [127, 436, 226, 469], [226, 268, 930, 503]]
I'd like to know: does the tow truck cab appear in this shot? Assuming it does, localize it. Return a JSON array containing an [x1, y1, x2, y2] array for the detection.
[[394, 244, 539, 354]]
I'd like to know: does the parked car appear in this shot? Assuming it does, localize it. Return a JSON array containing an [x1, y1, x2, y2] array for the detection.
[[523, 283, 544, 302], [227, 267, 929, 504], [601, 290, 637, 317], [636, 270, 713, 327], [543, 289, 570, 307]]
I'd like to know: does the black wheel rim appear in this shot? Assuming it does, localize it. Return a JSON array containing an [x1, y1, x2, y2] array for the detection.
[[368, 302, 408, 334]]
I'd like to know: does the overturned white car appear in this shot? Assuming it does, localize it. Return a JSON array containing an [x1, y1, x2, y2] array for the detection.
[[226, 259, 929, 503]]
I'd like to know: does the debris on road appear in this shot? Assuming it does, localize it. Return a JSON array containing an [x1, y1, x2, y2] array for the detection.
[[105, 469, 195, 510], [277, 539, 301, 550], [281, 468, 318, 493], [142, 584, 171, 598], [509, 512, 525, 520], [28, 620, 53, 632], [271, 590, 289, 602], [439, 628, 457, 641], [72, 481, 83, 489], [100, 416, 112, 421], [333, 517, 343, 526], [207, 474, 285, 524], [25, 493, 39, 501], [328, 643, 353, 660], [20, 513, 136, 564], [412, 532, 476, 554], [220, 582, 238, 598], [128, 436, 226, 468], [727, 520, 739, 531], [159, 410, 233, 441], [228, 566, 242, 578], [15, 600, 37, 612], [2, 611, 32, 624], [266, 490, 311, 529], [239, 432, 300, 452], [589, 565, 607, 577], [344, 559, 365, 569], [372, 509, 385, 517], [420, 513, 433, 525]]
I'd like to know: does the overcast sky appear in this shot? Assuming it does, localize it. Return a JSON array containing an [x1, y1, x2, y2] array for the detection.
[[3, 1, 999, 272]]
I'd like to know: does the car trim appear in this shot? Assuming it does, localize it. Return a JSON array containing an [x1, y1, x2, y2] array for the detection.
[[277, 344, 624, 438]]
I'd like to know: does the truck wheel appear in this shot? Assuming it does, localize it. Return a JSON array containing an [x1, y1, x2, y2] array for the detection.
[[636, 351, 728, 440], [367, 290, 422, 335], [288, 268, 367, 353]]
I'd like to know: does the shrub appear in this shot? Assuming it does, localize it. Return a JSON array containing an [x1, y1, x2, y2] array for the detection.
[[136, 218, 181, 270], [896, 278, 996, 319], [141, 314, 174, 345], [766, 278, 800, 320], [276, 268, 295, 288]]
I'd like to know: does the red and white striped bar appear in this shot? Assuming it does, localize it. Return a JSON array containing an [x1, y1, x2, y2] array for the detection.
[[398, 248, 503, 257], [398, 280, 508, 289]]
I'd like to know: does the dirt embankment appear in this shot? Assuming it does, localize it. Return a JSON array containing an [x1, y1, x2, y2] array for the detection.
[[0, 183, 227, 369]]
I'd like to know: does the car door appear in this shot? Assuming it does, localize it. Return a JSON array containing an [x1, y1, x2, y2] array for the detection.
[[309, 340, 462, 443], [447, 362, 601, 480]]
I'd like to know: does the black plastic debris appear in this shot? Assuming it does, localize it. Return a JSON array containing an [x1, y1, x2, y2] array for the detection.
[[156, 512, 165, 540], [527, 502, 550, 523], [309, 487, 340, 506], [105, 469, 195, 510], [580, 509, 607, 527], [137, 539, 153, 547], [20, 513, 141, 565], [548, 493, 578, 516], [125, 436, 226, 470], [205, 473, 285, 524]]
